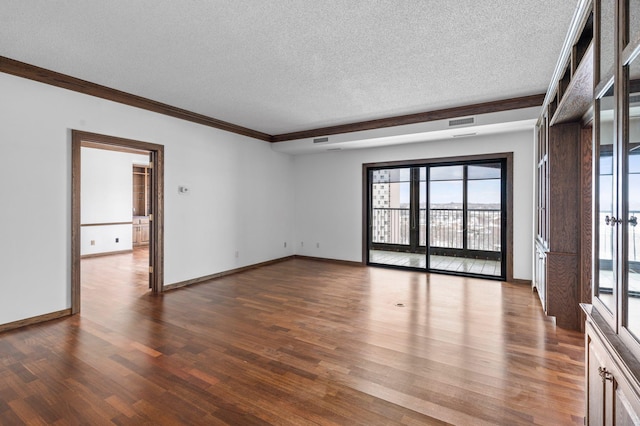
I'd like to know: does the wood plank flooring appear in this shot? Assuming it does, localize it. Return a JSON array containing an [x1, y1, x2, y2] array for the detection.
[[0, 248, 585, 425]]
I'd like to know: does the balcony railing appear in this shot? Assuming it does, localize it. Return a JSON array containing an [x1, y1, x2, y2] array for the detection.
[[371, 208, 501, 252]]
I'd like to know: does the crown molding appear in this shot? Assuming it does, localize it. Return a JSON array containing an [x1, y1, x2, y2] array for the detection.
[[0, 56, 272, 141], [1, 56, 543, 145], [270, 94, 545, 142]]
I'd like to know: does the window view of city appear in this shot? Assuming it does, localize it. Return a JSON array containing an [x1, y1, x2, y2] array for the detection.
[[370, 162, 503, 275], [371, 165, 502, 253]]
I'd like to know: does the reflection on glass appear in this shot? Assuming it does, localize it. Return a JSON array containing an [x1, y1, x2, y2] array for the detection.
[[627, 57, 640, 338], [600, 0, 615, 79], [598, 84, 616, 313]]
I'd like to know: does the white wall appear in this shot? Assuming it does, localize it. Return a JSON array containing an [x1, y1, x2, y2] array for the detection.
[[292, 130, 535, 281], [0, 72, 294, 325], [81, 148, 149, 256]]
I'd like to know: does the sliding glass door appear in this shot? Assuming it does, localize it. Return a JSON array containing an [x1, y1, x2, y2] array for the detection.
[[367, 158, 506, 280], [369, 167, 426, 268]]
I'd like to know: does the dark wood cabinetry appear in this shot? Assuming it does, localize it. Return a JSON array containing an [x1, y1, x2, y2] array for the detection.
[[535, 121, 582, 329], [534, 1, 594, 331], [562, 0, 640, 423]]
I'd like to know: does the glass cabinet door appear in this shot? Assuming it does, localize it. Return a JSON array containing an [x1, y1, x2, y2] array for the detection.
[[596, 84, 617, 316], [624, 54, 640, 338]]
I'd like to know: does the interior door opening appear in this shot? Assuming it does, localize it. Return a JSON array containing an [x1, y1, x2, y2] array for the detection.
[[365, 155, 510, 281], [71, 130, 164, 314]]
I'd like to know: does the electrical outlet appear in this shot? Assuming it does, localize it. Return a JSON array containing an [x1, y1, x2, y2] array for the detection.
[[316, 242, 320, 248], [284, 242, 287, 248], [115, 238, 119, 243], [90, 240, 95, 246], [235, 250, 239, 258], [301, 242, 304, 247]]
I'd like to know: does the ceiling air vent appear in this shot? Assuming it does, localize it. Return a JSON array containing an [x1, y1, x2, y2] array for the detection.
[[448, 117, 475, 127], [313, 137, 329, 144]]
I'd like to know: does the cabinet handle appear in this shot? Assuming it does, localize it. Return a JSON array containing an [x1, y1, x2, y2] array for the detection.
[[605, 215, 621, 226], [598, 366, 613, 383]]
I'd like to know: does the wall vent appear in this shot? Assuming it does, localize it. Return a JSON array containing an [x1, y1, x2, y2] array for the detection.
[[448, 117, 475, 127], [313, 137, 329, 143]]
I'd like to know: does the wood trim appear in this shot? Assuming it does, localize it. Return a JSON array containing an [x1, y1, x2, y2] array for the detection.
[[0, 56, 271, 142], [271, 94, 545, 142], [81, 249, 133, 259], [82, 140, 150, 155], [361, 152, 514, 282], [362, 165, 369, 265], [72, 130, 165, 315], [580, 125, 593, 333], [505, 152, 514, 283], [1, 57, 545, 145], [81, 222, 133, 227], [511, 278, 533, 286], [0, 309, 71, 334], [151, 147, 164, 293], [164, 256, 295, 291], [71, 135, 81, 314]]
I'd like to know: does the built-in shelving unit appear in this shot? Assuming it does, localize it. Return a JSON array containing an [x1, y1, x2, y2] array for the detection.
[[549, 11, 594, 125], [534, 0, 593, 331], [543, 0, 640, 423]]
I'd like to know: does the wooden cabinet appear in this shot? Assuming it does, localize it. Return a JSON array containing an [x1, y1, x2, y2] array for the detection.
[[133, 165, 150, 217], [132, 164, 151, 247], [535, 121, 582, 329], [534, 1, 595, 331], [133, 216, 149, 246], [577, 0, 640, 423], [584, 305, 640, 425]]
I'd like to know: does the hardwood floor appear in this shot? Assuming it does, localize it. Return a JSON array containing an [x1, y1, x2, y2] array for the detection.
[[0, 248, 585, 425]]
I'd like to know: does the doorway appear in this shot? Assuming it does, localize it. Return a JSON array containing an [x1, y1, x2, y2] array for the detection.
[[71, 130, 164, 314], [364, 154, 512, 281]]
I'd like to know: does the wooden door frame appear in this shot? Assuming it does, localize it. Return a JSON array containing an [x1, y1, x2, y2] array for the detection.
[[71, 130, 164, 314]]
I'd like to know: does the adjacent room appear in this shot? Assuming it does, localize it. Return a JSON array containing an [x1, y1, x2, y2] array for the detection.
[[1, 1, 638, 424]]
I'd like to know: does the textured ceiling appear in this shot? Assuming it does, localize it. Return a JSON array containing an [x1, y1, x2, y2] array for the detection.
[[0, 1, 578, 136]]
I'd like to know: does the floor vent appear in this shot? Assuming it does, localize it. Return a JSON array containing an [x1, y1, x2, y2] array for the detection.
[[449, 117, 475, 126], [313, 137, 329, 143]]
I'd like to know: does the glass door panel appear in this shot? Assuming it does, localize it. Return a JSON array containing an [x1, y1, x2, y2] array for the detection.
[[369, 167, 423, 268], [429, 165, 463, 272], [419, 167, 427, 248], [368, 161, 505, 279], [596, 84, 617, 314], [467, 163, 503, 277], [626, 56, 640, 338]]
